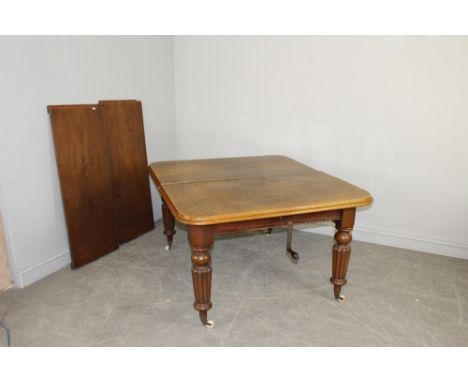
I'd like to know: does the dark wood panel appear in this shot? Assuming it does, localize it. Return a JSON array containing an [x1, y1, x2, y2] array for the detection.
[[99, 100, 154, 243], [48, 105, 119, 268]]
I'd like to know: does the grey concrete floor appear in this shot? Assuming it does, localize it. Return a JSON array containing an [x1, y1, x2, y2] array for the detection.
[[1, 221, 467, 346]]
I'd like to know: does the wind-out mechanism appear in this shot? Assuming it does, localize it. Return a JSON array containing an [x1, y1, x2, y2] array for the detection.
[[264, 222, 300, 262], [286, 222, 300, 262]]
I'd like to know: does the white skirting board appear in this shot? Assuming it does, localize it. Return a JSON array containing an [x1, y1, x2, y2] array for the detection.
[[153, 207, 162, 222], [302, 224, 468, 260], [15, 210, 468, 287], [17, 251, 71, 288], [16, 207, 164, 288]]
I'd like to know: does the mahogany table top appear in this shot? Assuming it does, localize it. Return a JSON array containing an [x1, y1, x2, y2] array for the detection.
[[149, 155, 372, 225]]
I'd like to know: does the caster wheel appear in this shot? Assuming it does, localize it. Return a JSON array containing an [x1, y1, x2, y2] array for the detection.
[[336, 295, 345, 302], [164, 244, 171, 251], [204, 320, 215, 328]]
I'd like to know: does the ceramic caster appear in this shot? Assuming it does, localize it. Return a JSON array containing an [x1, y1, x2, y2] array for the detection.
[[264, 228, 272, 236], [204, 320, 215, 328], [164, 244, 171, 251], [336, 295, 345, 302]]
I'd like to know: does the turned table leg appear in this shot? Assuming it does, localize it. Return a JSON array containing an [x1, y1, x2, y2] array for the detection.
[[188, 225, 214, 327], [161, 197, 176, 250], [330, 208, 356, 301]]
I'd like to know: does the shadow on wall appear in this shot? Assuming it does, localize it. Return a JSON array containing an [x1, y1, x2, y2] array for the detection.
[[0, 211, 12, 291]]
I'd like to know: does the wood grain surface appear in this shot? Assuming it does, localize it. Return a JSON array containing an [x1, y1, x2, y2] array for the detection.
[[99, 100, 154, 243], [149, 156, 372, 225], [48, 105, 119, 268]]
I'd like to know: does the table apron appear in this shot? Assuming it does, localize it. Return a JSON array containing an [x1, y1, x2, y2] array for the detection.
[[213, 209, 343, 234]]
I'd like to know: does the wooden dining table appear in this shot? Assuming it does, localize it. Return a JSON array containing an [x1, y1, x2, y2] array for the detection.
[[149, 155, 373, 327]]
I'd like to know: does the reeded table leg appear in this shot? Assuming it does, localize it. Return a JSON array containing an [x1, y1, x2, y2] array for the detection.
[[188, 225, 214, 327], [161, 197, 176, 250], [330, 208, 355, 301]]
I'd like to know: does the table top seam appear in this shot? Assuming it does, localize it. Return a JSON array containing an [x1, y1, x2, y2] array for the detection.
[[157, 169, 317, 186]]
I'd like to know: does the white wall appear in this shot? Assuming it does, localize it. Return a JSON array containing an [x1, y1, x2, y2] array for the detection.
[[174, 36, 468, 259], [0, 36, 176, 286]]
